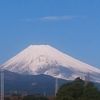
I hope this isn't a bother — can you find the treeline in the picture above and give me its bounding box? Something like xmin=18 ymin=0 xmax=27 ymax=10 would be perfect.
xmin=4 ymin=95 xmax=49 ymax=100
xmin=4 ymin=77 xmax=100 ymax=100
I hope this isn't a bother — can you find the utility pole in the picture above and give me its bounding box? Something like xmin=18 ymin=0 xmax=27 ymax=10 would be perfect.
xmin=55 ymin=78 xmax=58 ymax=97
xmin=84 ymin=72 xmax=90 ymax=86
xmin=0 ymin=70 xmax=4 ymax=100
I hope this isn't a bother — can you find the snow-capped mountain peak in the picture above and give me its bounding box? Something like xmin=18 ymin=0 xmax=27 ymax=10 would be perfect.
xmin=1 ymin=45 xmax=100 ymax=82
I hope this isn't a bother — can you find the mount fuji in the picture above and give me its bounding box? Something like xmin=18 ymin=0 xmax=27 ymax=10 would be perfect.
xmin=1 ymin=45 xmax=100 ymax=82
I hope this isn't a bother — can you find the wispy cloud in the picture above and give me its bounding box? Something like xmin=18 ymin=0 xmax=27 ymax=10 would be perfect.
xmin=22 ymin=15 xmax=86 ymax=22
xmin=40 ymin=16 xmax=78 ymax=21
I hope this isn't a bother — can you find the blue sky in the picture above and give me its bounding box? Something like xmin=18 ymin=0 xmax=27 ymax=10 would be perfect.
xmin=0 ymin=0 xmax=100 ymax=68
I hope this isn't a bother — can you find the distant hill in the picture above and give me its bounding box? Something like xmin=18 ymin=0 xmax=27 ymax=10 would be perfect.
xmin=0 ymin=70 xmax=67 ymax=96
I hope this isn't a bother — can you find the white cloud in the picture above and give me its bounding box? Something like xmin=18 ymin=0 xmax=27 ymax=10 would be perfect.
xmin=22 ymin=15 xmax=86 ymax=22
xmin=40 ymin=16 xmax=79 ymax=21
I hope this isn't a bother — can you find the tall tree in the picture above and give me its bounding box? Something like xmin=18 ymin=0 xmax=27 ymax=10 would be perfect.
xmin=56 ymin=77 xmax=100 ymax=100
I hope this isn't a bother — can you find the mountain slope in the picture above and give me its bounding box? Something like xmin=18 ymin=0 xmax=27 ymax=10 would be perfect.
xmin=1 ymin=45 xmax=100 ymax=82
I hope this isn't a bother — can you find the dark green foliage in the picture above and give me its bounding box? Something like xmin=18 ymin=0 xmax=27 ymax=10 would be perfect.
xmin=79 ymin=82 xmax=100 ymax=100
xmin=56 ymin=77 xmax=100 ymax=100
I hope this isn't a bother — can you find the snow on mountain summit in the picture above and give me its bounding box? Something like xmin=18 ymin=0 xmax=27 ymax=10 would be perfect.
xmin=1 ymin=45 xmax=100 ymax=82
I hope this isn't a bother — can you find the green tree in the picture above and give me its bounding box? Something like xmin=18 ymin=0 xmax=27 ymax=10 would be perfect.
xmin=79 ymin=82 xmax=100 ymax=100
xmin=56 ymin=77 xmax=100 ymax=100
